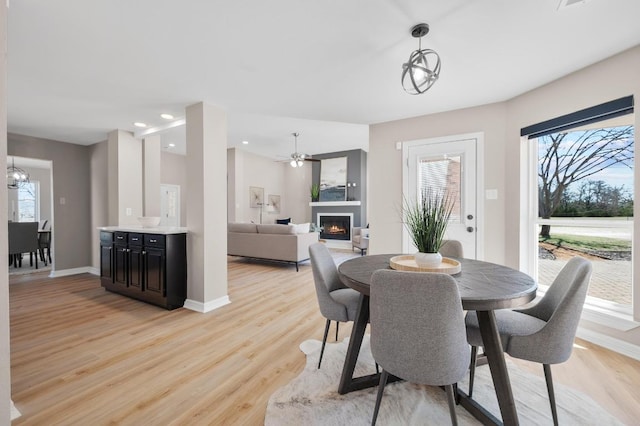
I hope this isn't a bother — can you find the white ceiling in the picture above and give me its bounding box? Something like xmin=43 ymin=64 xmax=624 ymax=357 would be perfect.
xmin=7 ymin=0 xmax=640 ymax=159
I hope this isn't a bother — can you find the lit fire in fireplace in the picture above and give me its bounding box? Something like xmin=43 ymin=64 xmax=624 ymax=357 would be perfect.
xmin=327 ymin=225 xmax=347 ymax=234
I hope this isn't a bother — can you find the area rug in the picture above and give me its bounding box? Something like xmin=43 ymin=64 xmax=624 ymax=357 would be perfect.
xmin=265 ymin=337 xmax=622 ymax=425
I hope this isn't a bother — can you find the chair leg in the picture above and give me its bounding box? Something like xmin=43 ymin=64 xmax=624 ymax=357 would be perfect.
xmin=371 ymin=369 xmax=389 ymax=426
xmin=335 ymin=321 xmax=339 ymax=341
xmin=468 ymin=346 xmax=478 ymax=398
xmin=445 ymin=384 xmax=459 ymax=426
xmin=543 ymin=364 xmax=559 ymax=426
xmin=318 ymin=319 xmax=331 ymax=369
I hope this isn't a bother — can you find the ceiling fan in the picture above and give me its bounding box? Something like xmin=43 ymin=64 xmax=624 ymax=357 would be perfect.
xmin=288 ymin=132 xmax=319 ymax=168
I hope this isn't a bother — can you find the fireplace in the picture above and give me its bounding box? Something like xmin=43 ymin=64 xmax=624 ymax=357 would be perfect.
xmin=317 ymin=213 xmax=352 ymax=241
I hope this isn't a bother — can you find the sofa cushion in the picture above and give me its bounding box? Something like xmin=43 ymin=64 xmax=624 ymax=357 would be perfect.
xmin=228 ymin=222 xmax=258 ymax=233
xmin=290 ymin=222 xmax=310 ymax=234
xmin=256 ymin=224 xmax=296 ymax=235
xmin=276 ymin=218 xmax=291 ymax=224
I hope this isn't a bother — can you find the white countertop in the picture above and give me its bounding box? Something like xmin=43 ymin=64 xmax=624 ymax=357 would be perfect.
xmin=98 ymin=226 xmax=188 ymax=235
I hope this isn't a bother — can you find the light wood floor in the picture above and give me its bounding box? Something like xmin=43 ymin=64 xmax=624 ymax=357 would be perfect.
xmin=9 ymin=256 xmax=640 ymax=425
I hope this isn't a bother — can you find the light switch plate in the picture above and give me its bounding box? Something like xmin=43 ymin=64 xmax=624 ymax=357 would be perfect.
xmin=485 ymin=189 xmax=498 ymax=200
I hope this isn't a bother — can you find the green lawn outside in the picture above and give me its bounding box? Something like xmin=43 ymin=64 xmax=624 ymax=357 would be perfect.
xmin=539 ymin=233 xmax=631 ymax=252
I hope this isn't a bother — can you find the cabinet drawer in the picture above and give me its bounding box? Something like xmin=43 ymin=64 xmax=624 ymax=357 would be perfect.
xmin=128 ymin=233 xmax=143 ymax=245
xmin=144 ymin=234 xmax=166 ymax=248
xmin=100 ymin=231 xmax=113 ymax=244
xmin=114 ymin=232 xmax=128 ymax=243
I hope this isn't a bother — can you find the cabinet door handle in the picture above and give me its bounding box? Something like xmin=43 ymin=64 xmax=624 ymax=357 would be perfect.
xmin=142 ymin=251 xmax=146 ymax=255
xmin=150 ymin=239 xmax=157 ymax=243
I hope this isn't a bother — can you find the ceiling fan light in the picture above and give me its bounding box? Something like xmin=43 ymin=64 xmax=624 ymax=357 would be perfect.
xmin=290 ymin=160 xmax=298 ymax=168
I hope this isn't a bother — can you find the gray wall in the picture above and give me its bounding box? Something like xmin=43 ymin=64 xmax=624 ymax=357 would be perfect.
xmin=90 ymin=141 xmax=108 ymax=270
xmin=311 ymin=149 xmax=367 ymax=227
xmin=9 ymin=133 xmax=92 ymax=271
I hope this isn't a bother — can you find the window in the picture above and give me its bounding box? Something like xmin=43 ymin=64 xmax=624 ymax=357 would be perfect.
xmin=521 ymin=96 xmax=636 ymax=322
xmin=18 ymin=181 xmax=39 ymax=222
xmin=535 ymin=125 xmax=633 ymax=308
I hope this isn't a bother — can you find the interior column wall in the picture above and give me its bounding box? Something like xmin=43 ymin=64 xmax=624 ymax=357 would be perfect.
xmin=185 ymin=102 xmax=228 ymax=311
xmin=1 ymin=0 xmax=11 ymax=421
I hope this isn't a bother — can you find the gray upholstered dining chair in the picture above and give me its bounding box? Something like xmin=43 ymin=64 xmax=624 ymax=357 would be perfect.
xmin=309 ymin=243 xmax=361 ymax=369
xmin=370 ymin=270 xmax=469 ymax=426
xmin=440 ymin=239 xmax=463 ymax=258
xmin=465 ymin=256 xmax=592 ymax=425
xmin=8 ymin=222 xmax=40 ymax=269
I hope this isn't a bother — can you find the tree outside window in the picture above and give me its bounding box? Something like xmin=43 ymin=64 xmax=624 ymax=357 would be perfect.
xmin=18 ymin=181 xmax=38 ymax=222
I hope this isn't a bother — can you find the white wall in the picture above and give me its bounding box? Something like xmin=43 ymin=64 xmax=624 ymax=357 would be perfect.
xmin=1 ymin=1 xmax=11 ymax=421
xmin=160 ymin=152 xmax=187 ymax=227
xmin=369 ymin=102 xmax=507 ymax=264
xmin=369 ymin=45 xmax=640 ymax=349
xmin=284 ymin=163 xmax=312 ymax=224
xmin=228 ymin=148 xmax=295 ymax=224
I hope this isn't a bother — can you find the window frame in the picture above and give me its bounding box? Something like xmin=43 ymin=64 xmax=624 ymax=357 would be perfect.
xmin=520 ymin=124 xmax=639 ymax=325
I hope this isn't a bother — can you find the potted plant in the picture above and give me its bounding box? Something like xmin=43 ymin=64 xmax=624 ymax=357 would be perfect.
xmin=310 ymin=183 xmax=320 ymax=202
xmin=403 ymin=188 xmax=454 ymax=267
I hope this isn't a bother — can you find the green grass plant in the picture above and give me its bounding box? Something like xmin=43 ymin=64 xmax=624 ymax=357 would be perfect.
xmin=539 ymin=233 xmax=630 ymax=252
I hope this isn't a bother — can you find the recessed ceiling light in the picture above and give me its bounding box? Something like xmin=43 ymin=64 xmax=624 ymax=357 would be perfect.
xmin=133 ymin=122 xmax=147 ymax=128
xmin=242 ymin=140 xmax=249 ymax=145
xmin=168 ymin=143 xmax=176 ymax=148
xmin=160 ymin=113 xmax=174 ymax=120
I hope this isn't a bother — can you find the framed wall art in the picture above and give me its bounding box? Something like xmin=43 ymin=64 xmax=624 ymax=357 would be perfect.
xmin=249 ymin=186 xmax=264 ymax=208
xmin=319 ymin=157 xmax=347 ymax=201
xmin=268 ymin=194 xmax=281 ymax=214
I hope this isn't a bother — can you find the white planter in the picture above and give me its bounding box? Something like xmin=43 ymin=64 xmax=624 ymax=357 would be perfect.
xmin=414 ymin=252 xmax=442 ymax=268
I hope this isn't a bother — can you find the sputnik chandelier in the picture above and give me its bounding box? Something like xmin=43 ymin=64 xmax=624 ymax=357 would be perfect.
xmin=6 ymin=157 xmax=30 ymax=189
xmin=401 ymin=23 xmax=441 ymax=95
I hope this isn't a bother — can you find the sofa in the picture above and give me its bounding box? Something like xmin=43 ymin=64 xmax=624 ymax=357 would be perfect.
xmin=227 ymin=222 xmax=319 ymax=271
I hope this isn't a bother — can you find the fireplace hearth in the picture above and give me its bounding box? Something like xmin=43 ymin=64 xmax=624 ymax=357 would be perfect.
xmin=318 ymin=214 xmax=352 ymax=241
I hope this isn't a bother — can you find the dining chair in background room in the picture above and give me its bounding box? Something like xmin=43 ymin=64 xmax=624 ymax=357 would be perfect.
xmin=38 ymin=229 xmax=52 ymax=265
xmin=465 ymin=256 xmax=592 ymax=426
xmin=8 ymin=222 xmax=40 ymax=269
xmin=309 ymin=242 xmax=361 ymax=369
xmin=370 ymin=270 xmax=469 ymax=425
xmin=439 ymin=239 xmax=464 ymax=258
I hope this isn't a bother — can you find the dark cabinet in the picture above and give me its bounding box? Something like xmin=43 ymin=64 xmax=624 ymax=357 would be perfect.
xmin=99 ymin=230 xmax=187 ymax=310
xmin=99 ymin=231 xmax=113 ymax=281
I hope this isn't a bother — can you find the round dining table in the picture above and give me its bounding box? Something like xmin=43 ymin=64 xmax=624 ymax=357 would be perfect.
xmin=337 ymin=254 xmax=537 ymax=426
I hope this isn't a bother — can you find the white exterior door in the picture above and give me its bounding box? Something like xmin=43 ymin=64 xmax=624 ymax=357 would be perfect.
xmin=160 ymin=184 xmax=180 ymax=227
xmin=403 ymin=133 xmax=482 ymax=259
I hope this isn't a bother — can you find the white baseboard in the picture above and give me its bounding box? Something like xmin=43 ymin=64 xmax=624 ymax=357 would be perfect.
xmin=577 ymin=326 xmax=640 ymax=361
xmin=88 ymin=267 xmax=99 ymax=276
xmin=49 ymin=266 xmax=95 ymax=278
xmin=183 ymin=295 xmax=231 ymax=313
xmin=11 ymin=399 xmax=21 ymax=420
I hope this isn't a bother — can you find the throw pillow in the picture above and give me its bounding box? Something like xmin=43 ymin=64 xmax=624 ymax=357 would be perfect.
xmin=288 ymin=222 xmax=310 ymax=234
xmin=276 ymin=218 xmax=291 ymax=225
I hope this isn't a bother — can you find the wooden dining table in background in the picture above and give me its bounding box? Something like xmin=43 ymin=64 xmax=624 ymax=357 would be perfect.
xmin=337 ymin=254 xmax=537 ymax=426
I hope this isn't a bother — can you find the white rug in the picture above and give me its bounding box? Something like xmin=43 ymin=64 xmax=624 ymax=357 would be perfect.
xmin=265 ymin=337 xmax=622 ymax=426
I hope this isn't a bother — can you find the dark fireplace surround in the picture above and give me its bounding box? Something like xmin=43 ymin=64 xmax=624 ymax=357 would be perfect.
xmin=319 ymin=215 xmax=351 ymax=241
